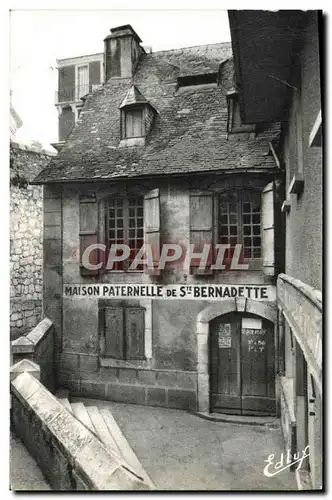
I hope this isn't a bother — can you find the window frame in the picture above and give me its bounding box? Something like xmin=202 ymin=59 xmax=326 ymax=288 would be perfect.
xmin=121 ymin=105 xmax=145 ymax=140
xmin=104 ymin=194 xmax=144 ymax=272
xmin=214 ymin=189 xmax=263 ymax=270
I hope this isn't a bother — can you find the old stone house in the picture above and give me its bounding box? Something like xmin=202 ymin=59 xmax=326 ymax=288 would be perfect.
xmin=229 ymin=10 xmax=322 ymax=489
xmin=33 ymin=24 xmax=284 ymax=416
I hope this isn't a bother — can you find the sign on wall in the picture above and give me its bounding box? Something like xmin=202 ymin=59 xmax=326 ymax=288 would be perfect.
xmin=217 ymin=324 xmax=232 ymax=348
xmin=63 ymin=283 xmax=276 ymax=301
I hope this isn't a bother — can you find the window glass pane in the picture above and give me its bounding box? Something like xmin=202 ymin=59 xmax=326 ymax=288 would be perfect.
xmin=218 ymin=191 xmax=261 ymax=261
xmin=253 ymin=248 xmax=261 ymax=258
xmin=244 ymin=247 xmax=251 ymax=258
xmin=106 ymin=196 xmax=144 ymax=269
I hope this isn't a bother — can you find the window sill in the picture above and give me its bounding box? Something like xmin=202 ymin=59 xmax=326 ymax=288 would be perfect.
xmin=119 ymin=137 xmax=145 ymax=148
xmin=100 ymin=357 xmax=150 ymax=369
xmin=288 ymin=173 xmax=304 ymax=196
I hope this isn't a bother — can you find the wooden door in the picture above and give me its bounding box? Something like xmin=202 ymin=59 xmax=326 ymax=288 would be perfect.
xmin=210 ymin=313 xmax=275 ymax=416
xmin=210 ymin=313 xmax=241 ymax=414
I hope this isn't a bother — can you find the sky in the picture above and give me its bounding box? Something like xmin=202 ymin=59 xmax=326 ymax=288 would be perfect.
xmin=9 ymin=9 xmax=231 ymax=150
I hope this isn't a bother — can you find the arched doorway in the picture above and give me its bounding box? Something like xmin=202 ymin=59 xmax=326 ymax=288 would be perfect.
xmin=196 ymin=298 xmax=277 ymax=415
xmin=210 ymin=311 xmax=275 ymax=415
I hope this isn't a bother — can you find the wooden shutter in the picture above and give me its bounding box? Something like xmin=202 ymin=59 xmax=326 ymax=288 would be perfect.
xmin=261 ymin=182 xmax=275 ymax=276
xmin=189 ymin=190 xmax=213 ymax=275
xmin=104 ymin=307 xmax=124 ymax=359
xmin=144 ymin=189 xmax=160 ymax=275
xmin=126 ymin=109 xmax=143 ymax=138
xmin=79 ymin=194 xmax=99 ymax=276
xmin=125 ymin=307 xmax=145 ymax=360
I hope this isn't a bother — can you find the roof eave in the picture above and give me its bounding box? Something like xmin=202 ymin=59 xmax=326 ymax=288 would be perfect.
xmin=228 ymin=10 xmax=308 ymax=123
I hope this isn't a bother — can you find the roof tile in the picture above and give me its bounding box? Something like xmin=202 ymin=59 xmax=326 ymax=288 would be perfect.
xmin=34 ymin=43 xmax=280 ymax=184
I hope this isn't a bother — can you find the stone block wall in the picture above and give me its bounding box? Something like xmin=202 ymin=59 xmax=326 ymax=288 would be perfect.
xmin=10 ymin=142 xmax=56 ymax=339
xmin=11 ymin=317 xmax=55 ymax=392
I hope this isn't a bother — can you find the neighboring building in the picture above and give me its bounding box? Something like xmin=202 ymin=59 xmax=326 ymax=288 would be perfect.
xmin=10 ymin=142 xmax=56 ymax=340
xmin=54 ymin=52 xmax=104 ymax=148
xmin=34 ymin=25 xmax=284 ymax=419
xmin=10 ymin=94 xmax=23 ymax=140
xmin=229 ymin=10 xmax=322 ymax=490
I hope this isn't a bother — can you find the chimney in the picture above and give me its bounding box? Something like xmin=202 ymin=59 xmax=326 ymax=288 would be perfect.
xmin=104 ymin=25 xmax=145 ymax=81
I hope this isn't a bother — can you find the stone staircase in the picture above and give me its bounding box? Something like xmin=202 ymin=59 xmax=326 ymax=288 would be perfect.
xmin=56 ymin=391 xmax=154 ymax=489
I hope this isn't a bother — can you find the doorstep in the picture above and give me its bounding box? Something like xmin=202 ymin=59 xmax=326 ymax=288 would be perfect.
xmin=192 ymin=411 xmax=280 ymax=427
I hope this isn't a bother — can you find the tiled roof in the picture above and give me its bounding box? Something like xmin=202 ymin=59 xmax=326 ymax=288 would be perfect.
xmin=34 ymin=42 xmax=280 ymax=184
xmin=120 ymin=85 xmax=150 ymax=108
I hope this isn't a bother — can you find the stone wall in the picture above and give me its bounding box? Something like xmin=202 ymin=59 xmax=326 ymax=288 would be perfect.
xmin=10 ymin=142 xmax=56 ymax=339
xmin=11 ymin=317 xmax=55 ymax=393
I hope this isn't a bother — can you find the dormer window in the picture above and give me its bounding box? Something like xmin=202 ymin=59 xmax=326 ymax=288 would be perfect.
xmin=119 ymin=85 xmax=157 ymax=147
xmin=227 ymin=92 xmax=255 ymax=134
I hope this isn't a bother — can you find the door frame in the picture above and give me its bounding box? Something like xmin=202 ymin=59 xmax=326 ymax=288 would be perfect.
xmin=196 ymin=297 xmax=277 ymax=413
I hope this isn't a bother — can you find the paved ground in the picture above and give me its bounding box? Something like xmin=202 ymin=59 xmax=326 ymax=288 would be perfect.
xmin=10 ymin=433 xmax=51 ymax=491
xmin=78 ymin=398 xmax=297 ymax=491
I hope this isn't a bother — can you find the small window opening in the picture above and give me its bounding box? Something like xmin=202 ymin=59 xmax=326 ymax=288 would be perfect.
xmin=177 ymin=73 xmax=217 ymax=88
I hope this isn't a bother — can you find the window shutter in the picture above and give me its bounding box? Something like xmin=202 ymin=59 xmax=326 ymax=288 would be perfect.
xmin=189 ymin=190 xmax=213 ymax=275
xmin=261 ymin=182 xmax=275 ymax=276
xmin=126 ymin=109 xmax=143 ymax=138
xmin=104 ymin=307 xmax=124 ymax=359
xmin=125 ymin=307 xmax=145 ymax=360
xmin=79 ymin=194 xmax=99 ymax=276
xmin=144 ymin=189 xmax=160 ymax=275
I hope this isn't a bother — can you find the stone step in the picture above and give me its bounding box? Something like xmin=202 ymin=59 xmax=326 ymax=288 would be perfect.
xmin=58 ymin=398 xmax=72 ymax=414
xmin=85 ymin=406 xmax=123 ymax=461
xmin=71 ymin=402 xmax=96 ymax=435
xmin=100 ymin=408 xmax=155 ymax=489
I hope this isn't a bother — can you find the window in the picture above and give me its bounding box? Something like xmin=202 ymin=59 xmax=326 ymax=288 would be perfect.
xmin=106 ymin=196 xmax=144 ymax=270
xmin=101 ymin=304 xmax=145 ymax=360
xmin=124 ymin=108 xmax=144 ymax=138
xmin=227 ymin=94 xmax=255 ymax=134
xmin=177 ymin=72 xmax=218 ymax=88
xmin=76 ymin=64 xmax=89 ymax=100
xmin=218 ymin=191 xmax=261 ymax=261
